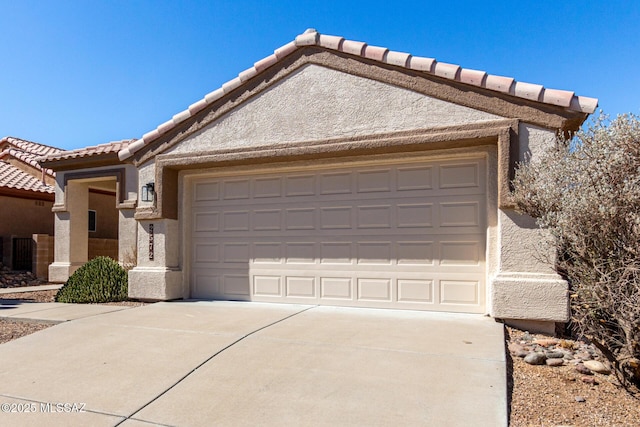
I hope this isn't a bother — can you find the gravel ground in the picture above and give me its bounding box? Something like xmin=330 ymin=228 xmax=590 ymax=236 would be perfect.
xmin=507 ymin=326 xmax=640 ymax=426
xmin=1 ymin=288 xmax=638 ymax=425
xmin=0 ymin=318 xmax=53 ymax=344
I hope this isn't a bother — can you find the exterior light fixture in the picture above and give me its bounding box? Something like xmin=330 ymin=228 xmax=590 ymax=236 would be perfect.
xmin=141 ymin=182 xmax=155 ymax=202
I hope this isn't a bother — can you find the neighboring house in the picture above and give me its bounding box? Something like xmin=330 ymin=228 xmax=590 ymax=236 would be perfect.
xmin=0 ymin=137 xmax=61 ymax=271
xmin=0 ymin=136 xmax=122 ymax=275
xmin=39 ymin=30 xmax=598 ymax=333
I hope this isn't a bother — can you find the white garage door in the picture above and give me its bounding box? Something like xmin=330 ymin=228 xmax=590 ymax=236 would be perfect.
xmin=189 ymin=157 xmax=486 ymax=313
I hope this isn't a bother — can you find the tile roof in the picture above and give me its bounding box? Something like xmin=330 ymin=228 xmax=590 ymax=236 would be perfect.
xmin=0 ymin=137 xmax=63 ymax=194
xmin=0 ymin=160 xmax=54 ymax=193
xmin=39 ymin=139 xmax=134 ymax=163
xmin=0 ymin=136 xmax=61 ymax=157
xmin=118 ymin=29 xmax=599 ymax=161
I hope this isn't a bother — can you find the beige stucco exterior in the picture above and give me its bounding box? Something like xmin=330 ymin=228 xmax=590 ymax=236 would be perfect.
xmin=48 ymin=164 xmax=138 ymax=281
xmin=43 ymin=44 xmax=595 ymax=331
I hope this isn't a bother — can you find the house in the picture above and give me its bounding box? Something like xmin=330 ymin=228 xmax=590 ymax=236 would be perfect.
xmin=1 ymin=136 xmax=124 ymax=277
xmin=0 ymin=137 xmax=61 ymax=272
xmin=39 ymin=30 xmax=598 ymax=333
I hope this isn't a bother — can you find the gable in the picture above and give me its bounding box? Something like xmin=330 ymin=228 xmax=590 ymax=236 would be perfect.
xmin=119 ymin=30 xmax=596 ymax=163
xmin=166 ymin=64 xmax=501 ymax=156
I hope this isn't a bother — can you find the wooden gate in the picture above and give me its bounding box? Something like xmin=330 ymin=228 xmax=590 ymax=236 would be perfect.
xmin=12 ymin=238 xmax=33 ymax=271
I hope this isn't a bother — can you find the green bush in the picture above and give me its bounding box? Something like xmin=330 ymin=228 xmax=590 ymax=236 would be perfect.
xmin=55 ymin=256 xmax=128 ymax=303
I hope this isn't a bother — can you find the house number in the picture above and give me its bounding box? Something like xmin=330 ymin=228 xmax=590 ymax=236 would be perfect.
xmin=149 ymin=224 xmax=154 ymax=261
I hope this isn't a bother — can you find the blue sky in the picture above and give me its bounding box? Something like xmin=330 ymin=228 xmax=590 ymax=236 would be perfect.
xmin=1 ymin=1 xmax=638 ymax=151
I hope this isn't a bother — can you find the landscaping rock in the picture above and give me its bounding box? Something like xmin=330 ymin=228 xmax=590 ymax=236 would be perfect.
xmin=546 ymin=358 xmax=564 ymax=367
xmin=546 ymin=351 xmax=565 ymax=359
xmin=534 ymin=338 xmax=558 ymax=347
xmin=0 ymin=263 xmax=46 ymax=288
xmin=575 ymin=364 xmax=593 ymax=375
xmin=583 ymin=360 xmax=611 ymax=375
xmin=575 ymin=351 xmax=592 ymax=361
xmin=524 ymin=352 xmax=547 ymax=365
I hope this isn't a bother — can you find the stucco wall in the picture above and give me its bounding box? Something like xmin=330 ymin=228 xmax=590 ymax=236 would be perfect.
xmin=130 ymin=66 xmax=573 ymax=325
xmin=490 ymin=123 xmax=569 ymax=324
xmin=88 ymin=191 xmax=118 ymax=239
xmin=166 ymin=64 xmax=501 ymax=156
xmin=0 ymin=195 xmax=54 ymax=267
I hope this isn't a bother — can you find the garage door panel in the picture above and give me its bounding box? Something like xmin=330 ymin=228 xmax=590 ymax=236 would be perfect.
xmin=397 ymin=203 xmax=433 ymax=228
xmin=439 ymin=202 xmax=481 ymax=227
xmin=253 ymin=209 xmax=282 ymax=231
xmin=285 ymin=175 xmax=315 ymax=196
xmin=253 ymin=275 xmax=282 ymax=297
xmin=320 ymin=206 xmax=353 ymax=229
xmin=285 ymin=276 xmax=316 ymax=298
xmin=396 ymin=166 xmax=433 ymax=191
xmin=222 ymin=274 xmax=251 ymax=298
xmin=190 ymin=158 xmax=487 ymax=313
xmin=222 ymin=179 xmax=251 ymax=200
xmin=356 ymin=205 xmax=392 ymax=229
xmin=357 ymin=169 xmax=392 ymax=193
xmin=440 ymin=241 xmax=482 ymax=266
xmin=439 ymin=162 xmax=481 ymax=189
xmin=194 ymin=212 xmax=220 ymax=232
xmin=357 ymin=278 xmax=393 ymax=302
xmin=439 ymin=280 xmax=480 ymax=306
xmin=397 ymin=279 xmax=434 ymax=304
xmin=320 ymin=277 xmax=353 ymax=300
xmin=397 ymin=241 xmax=434 ymax=266
xmin=320 ymin=171 xmax=353 ymax=195
xmin=194 ymin=243 xmax=220 ymax=263
xmin=253 ymin=177 xmax=282 ymax=198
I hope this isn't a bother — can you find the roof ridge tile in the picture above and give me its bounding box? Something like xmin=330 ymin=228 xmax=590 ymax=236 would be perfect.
xmin=116 ymin=29 xmax=598 ymax=161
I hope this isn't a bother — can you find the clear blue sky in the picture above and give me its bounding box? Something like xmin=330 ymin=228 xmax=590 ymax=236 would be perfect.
xmin=1 ymin=1 xmax=638 ymax=151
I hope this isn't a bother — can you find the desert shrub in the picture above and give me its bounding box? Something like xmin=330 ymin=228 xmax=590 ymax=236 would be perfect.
xmin=512 ymin=113 xmax=640 ymax=388
xmin=55 ymin=256 xmax=128 ymax=303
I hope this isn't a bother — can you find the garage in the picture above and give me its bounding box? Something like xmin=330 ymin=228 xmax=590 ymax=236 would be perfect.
xmin=188 ymin=155 xmax=486 ymax=313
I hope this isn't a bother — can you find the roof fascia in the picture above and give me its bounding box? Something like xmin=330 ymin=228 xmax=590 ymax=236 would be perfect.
xmin=0 ymin=186 xmax=54 ymax=201
xmin=39 ymin=153 xmax=126 ymax=171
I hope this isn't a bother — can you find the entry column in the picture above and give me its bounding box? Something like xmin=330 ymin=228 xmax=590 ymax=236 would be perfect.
xmin=49 ymin=181 xmax=89 ymax=282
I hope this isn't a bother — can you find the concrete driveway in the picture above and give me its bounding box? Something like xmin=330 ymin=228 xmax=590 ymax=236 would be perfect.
xmin=0 ymin=301 xmax=506 ymax=426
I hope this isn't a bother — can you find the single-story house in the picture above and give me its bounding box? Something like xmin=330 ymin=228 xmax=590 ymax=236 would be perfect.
xmin=39 ymin=30 xmax=597 ymax=333
xmin=0 ymin=137 xmax=61 ymax=271
xmin=0 ymin=136 xmax=124 ymax=276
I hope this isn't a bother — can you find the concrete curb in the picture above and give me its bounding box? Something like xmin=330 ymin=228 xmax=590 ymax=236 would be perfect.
xmin=0 ymin=284 xmax=63 ymax=294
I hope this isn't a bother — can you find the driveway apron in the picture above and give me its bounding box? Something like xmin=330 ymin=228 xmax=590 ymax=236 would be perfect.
xmin=0 ymin=301 xmax=506 ymax=426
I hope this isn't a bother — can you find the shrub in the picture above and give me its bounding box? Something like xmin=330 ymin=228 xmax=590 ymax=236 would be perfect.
xmin=511 ymin=113 xmax=640 ymax=388
xmin=55 ymin=256 xmax=128 ymax=303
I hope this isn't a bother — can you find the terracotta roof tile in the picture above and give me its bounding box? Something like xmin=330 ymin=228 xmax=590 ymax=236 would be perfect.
xmin=514 ymin=81 xmax=544 ymax=101
xmin=0 ymin=144 xmax=57 ymax=194
xmin=0 ymin=136 xmax=62 ymax=181
xmin=363 ymin=45 xmax=388 ymax=62
xmin=408 ymin=56 xmax=435 ymax=72
xmin=318 ymin=34 xmax=344 ymax=50
xmin=460 ymin=68 xmax=487 ymax=86
xmin=0 ymin=160 xmax=54 ymax=193
xmin=117 ymin=29 xmax=599 ymax=161
xmin=39 ymin=139 xmax=134 ymax=163
xmin=0 ymin=136 xmax=61 ymax=157
xmin=434 ymin=62 xmax=461 ymax=80
xmin=340 ymin=39 xmax=367 ymax=56
xmin=485 ymin=75 xmax=515 ymax=93
xmin=385 ymin=51 xmax=412 ymax=68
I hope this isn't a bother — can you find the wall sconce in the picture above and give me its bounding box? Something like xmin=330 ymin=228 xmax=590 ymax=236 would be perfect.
xmin=141 ymin=182 xmax=155 ymax=202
